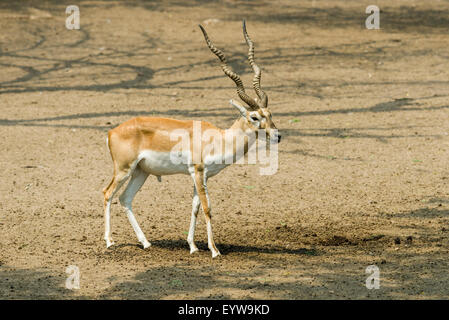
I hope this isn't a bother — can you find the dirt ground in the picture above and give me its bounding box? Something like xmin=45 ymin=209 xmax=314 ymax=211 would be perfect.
xmin=0 ymin=0 xmax=448 ymax=299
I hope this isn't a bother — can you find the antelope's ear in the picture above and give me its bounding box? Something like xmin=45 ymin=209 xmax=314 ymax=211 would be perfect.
xmin=229 ymin=99 xmax=247 ymax=117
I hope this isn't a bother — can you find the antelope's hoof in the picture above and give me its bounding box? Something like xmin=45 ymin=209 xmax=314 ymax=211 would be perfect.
xmin=141 ymin=240 xmax=151 ymax=249
xmin=105 ymin=240 xmax=115 ymax=248
xmin=190 ymin=247 xmax=199 ymax=254
xmin=211 ymin=250 xmax=221 ymax=258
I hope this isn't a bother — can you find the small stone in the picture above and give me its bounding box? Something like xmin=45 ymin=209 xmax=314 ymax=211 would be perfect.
xmin=203 ymin=18 xmax=221 ymax=25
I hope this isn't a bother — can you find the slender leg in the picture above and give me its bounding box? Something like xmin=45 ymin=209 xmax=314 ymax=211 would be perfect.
xmin=103 ymin=169 xmax=131 ymax=248
xmin=119 ymin=166 xmax=151 ymax=249
xmin=187 ymin=185 xmax=200 ymax=254
xmin=191 ymin=166 xmax=221 ymax=258
xmin=104 ymin=200 xmax=113 ymax=247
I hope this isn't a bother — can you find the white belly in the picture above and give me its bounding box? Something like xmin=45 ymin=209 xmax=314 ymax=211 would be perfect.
xmin=137 ymin=150 xmax=230 ymax=177
xmin=138 ymin=150 xmax=190 ymax=175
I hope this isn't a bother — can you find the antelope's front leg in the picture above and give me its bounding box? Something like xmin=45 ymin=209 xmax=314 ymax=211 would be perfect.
xmin=191 ymin=166 xmax=221 ymax=258
xmin=187 ymin=186 xmax=200 ymax=254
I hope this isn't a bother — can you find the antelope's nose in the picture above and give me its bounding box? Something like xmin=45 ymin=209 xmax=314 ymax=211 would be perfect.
xmin=277 ymin=134 xmax=281 ymax=143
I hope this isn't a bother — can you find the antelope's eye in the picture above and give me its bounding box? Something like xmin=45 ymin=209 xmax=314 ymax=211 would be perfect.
xmin=250 ymin=115 xmax=259 ymax=122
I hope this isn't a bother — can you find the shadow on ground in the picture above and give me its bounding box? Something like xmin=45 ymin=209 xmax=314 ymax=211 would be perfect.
xmin=0 ymin=265 xmax=86 ymax=299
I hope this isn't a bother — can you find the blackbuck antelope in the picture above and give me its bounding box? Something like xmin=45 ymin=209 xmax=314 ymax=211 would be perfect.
xmin=102 ymin=21 xmax=281 ymax=258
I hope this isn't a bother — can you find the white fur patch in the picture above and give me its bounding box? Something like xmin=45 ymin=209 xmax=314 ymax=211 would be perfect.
xmin=138 ymin=150 xmax=190 ymax=175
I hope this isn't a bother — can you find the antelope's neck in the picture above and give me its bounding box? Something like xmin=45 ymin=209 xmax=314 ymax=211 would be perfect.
xmin=225 ymin=117 xmax=257 ymax=161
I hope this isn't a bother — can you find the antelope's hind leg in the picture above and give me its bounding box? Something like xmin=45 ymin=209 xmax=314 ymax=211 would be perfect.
xmin=187 ymin=185 xmax=200 ymax=254
xmin=119 ymin=166 xmax=151 ymax=249
xmin=103 ymin=169 xmax=132 ymax=248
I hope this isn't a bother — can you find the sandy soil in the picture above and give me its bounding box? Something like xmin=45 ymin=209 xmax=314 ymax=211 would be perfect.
xmin=0 ymin=0 xmax=448 ymax=299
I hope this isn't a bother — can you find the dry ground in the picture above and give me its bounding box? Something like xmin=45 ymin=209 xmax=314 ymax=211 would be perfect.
xmin=0 ymin=0 xmax=448 ymax=299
